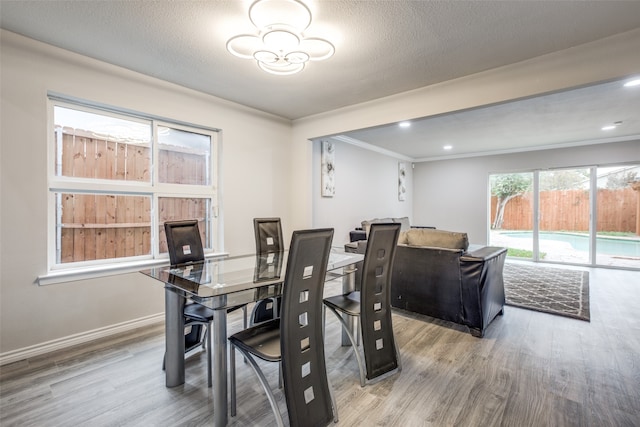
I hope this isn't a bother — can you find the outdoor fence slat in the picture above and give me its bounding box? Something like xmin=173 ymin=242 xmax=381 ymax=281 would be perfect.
xmin=142 ymin=197 xmax=152 ymax=255
xmin=105 ymin=195 xmax=117 ymax=259
xmin=72 ymin=135 xmax=85 ymax=179
xmin=60 ymin=193 xmax=74 ymax=263
xmin=73 ymin=194 xmax=86 ymax=262
xmin=123 ymin=196 xmax=135 ymax=257
xmin=84 ymin=194 xmax=97 ymax=261
xmin=85 ymin=137 xmax=97 ymax=179
xmin=95 ymin=138 xmax=108 ymax=180
xmin=159 ymin=149 xmax=168 ymax=183
xmin=127 ymin=144 xmax=147 ymax=182
xmin=133 ymin=196 xmax=144 ymax=256
xmin=140 ymin=146 xmax=151 ymax=182
xmin=95 ymin=195 xmax=107 ymax=260
xmin=126 ymin=143 xmax=137 ymax=182
xmin=185 ymin=152 xmax=196 ymax=185
xmin=106 ymin=140 xmax=116 ymax=180
xmin=165 ymin=150 xmax=176 ymax=183
xmin=182 ymin=198 xmax=190 ymax=226
xmin=115 ymin=195 xmax=126 ymax=258
xmin=116 ymin=142 xmax=126 ymax=180
xmin=61 ymin=132 xmax=74 ymax=177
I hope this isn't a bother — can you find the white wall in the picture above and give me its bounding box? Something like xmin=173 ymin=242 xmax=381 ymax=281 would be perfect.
xmin=0 ymin=31 xmax=293 ymax=356
xmin=311 ymin=139 xmax=413 ymax=244
xmin=412 ymin=140 xmax=640 ymax=245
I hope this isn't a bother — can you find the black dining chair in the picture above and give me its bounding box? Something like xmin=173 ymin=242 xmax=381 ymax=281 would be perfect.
xmin=163 ymin=220 xmax=247 ymax=387
xmin=229 ymin=228 xmax=338 ymax=427
xmin=250 ymin=218 xmax=285 ymax=325
xmin=323 ymin=222 xmax=402 ymax=386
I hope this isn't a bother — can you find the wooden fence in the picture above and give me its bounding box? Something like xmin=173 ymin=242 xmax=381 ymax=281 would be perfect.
xmin=59 ymin=194 xmax=151 ymax=263
xmin=491 ymin=187 xmax=638 ymax=233
xmin=56 ymin=129 xmax=209 ymax=263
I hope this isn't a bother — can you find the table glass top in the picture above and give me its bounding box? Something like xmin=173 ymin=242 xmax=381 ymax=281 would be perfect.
xmin=140 ymin=247 xmax=362 ymax=299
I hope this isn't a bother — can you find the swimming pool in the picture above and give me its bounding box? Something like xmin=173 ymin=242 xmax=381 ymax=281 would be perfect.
xmin=501 ymin=231 xmax=640 ymax=257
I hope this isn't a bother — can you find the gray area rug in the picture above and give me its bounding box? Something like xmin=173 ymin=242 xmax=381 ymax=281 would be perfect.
xmin=503 ymin=263 xmax=590 ymax=321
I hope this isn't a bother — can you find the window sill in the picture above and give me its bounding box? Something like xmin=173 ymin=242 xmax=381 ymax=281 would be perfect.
xmin=37 ymin=252 xmax=230 ymax=286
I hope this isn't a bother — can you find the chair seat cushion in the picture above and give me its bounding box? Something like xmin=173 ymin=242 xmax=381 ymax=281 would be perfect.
xmin=183 ymin=303 xmax=215 ymax=322
xmin=324 ymin=292 xmax=361 ymax=316
xmin=184 ymin=302 xmax=246 ymax=323
xmin=229 ymin=319 xmax=281 ymax=362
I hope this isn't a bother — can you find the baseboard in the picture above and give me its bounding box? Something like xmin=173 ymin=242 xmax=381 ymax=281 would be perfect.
xmin=0 ymin=313 xmax=165 ymax=366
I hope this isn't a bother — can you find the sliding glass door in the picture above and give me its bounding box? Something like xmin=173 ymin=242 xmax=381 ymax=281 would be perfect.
xmin=489 ymin=164 xmax=640 ymax=269
xmin=595 ymin=165 xmax=640 ymax=268
xmin=538 ymin=168 xmax=591 ymax=264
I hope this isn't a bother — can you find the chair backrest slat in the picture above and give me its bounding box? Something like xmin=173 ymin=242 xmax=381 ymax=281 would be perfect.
xmin=280 ymin=228 xmax=334 ymax=427
xmin=254 ymin=218 xmax=284 ymax=254
xmin=164 ymin=220 xmax=205 ymax=266
xmin=360 ymin=223 xmax=401 ymax=380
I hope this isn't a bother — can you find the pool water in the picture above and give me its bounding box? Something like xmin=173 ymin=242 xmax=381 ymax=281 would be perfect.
xmin=502 ymin=231 xmax=640 ymax=257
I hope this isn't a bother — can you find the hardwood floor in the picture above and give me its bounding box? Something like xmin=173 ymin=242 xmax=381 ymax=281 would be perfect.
xmin=1 ymin=265 xmax=639 ymax=426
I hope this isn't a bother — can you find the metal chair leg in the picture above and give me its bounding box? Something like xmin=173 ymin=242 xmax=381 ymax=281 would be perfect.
xmin=327 ymin=374 xmax=339 ymax=423
xmin=324 ymin=305 xmax=366 ymax=387
xmin=242 ymin=305 xmax=247 ymax=329
xmin=230 ymin=344 xmax=285 ymax=427
xmin=230 ymin=344 xmax=237 ymax=416
xmin=206 ymin=323 xmax=212 ymax=388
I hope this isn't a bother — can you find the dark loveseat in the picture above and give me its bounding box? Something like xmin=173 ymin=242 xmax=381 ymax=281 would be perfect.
xmin=346 ymin=227 xmax=507 ymax=337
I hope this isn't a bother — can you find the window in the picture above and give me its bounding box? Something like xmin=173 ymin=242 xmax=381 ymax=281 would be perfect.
xmin=48 ymin=98 xmax=220 ymax=273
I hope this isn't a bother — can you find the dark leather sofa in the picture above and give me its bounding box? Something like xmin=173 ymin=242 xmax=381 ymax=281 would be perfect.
xmin=346 ymin=228 xmax=507 ymax=337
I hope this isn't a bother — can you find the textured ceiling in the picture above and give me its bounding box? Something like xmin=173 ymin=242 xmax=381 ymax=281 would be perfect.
xmin=2 ymin=0 xmax=640 ymax=160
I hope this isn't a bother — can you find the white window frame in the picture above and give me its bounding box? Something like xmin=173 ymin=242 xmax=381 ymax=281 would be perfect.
xmin=40 ymin=96 xmax=223 ymax=285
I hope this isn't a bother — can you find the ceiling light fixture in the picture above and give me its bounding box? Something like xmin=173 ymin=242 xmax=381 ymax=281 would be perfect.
xmin=399 ymin=121 xmax=411 ymax=128
xmin=443 ymin=145 xmax=453 ymax=150
xmin=226 ymin=0 xmax=335 ymax=75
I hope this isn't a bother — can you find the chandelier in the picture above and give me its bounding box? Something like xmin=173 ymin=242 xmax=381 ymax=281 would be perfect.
xmin=226 ymin=0 xmax=335 ymax=75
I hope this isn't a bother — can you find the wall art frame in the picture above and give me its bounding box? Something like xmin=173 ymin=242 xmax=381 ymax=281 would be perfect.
xmin=321 ymin=140 xmax=335 ymax=197
xmin=398 ymin=162 xmax=407 ymax=201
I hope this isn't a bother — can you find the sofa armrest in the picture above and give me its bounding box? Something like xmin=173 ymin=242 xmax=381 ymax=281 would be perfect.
xmin=460 ymin=246 xmax=507 ymax=337
xmin=345 ymin=240 xmax=367 ymax=254
xmin=349 ymin=229 xmax=367 ymax=242
xmin=461 ymin=245 xmax=507 ymax=262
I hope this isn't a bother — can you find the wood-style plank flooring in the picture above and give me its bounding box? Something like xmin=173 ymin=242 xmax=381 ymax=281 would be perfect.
xmin=1 ymin=264 xmax=639 ymax=426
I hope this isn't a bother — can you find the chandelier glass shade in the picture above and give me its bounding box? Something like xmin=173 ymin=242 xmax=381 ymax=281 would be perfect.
xmin=226 ymin=0 xmax=335 ymax=75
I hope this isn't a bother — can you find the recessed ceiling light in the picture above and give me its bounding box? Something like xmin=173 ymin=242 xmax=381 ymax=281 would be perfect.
xmin=602 ymin=121 xmax=623 ymax=131
xmin=623 ymin=78 xmax=640 ymax=88
xmin=443 ymin=145 xmax=453 ymax=150
xmin=399 ymin=121 xmax=411 ymax=128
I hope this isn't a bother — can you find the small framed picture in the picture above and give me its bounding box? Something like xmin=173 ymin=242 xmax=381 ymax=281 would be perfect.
xmin=321 ymin=140 xmax=335 ymax=197
xmin=398 ymin=162 xmax=406 ymax=201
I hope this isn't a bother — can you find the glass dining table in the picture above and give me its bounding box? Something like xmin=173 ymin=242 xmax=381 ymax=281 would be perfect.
xmin=140 ymin=247 xmax=363 ymax=427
